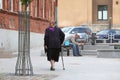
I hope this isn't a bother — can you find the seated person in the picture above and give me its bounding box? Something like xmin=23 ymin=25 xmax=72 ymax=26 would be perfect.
xmin=65 ymin=33 xmax=84 ymax=56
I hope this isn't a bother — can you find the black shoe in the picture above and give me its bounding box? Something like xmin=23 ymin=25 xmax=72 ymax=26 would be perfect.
xmin=50 ymin=67 xmax=55 ymax=71
xmin=73 ymin=55 xmax=82 ymax=56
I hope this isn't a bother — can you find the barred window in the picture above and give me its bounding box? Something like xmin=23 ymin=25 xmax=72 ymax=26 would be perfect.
xmin=98 ymin=5 xmax=108 ymax=21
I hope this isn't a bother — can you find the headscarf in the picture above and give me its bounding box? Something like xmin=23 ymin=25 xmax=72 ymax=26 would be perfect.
xmin=48 ymin=27 xmax=55 ymax=31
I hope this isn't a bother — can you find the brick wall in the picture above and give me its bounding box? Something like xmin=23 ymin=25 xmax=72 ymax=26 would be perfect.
xmin=0 ymin=0 xmax=56 ymax=33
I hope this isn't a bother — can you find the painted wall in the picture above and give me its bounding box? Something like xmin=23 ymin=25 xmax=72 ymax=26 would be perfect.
xmin=58 ymin=0 xmax=120 ymax=29
xmin=112 ymin=0 xmax=120 ymax=26
xmin=58 ymin=0 xmax=92 ymax=27
xmin=0 ymin=29 xmax=44 ymax=52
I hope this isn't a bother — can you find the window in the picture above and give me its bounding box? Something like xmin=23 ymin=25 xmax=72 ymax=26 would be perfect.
xmin=98 ymin=5 xmax=108 ymax=21
xmin=70 ymin=28 xmax=80 ymax=33
xmin=9 ymin=18 xmax=15 ymax=28
xmin=0 ymin=0 xmax=2 ymax=9
xmin=42 ymin=0 xmax=45 ymax=18
xmin=43 ymin=0 xmax=46 ymax=19
xmin=9 ymin=0 xmax=13 ymax=12
xmin=35 ymin=0 xmax=39 ymax=17
xmin=19 ymin=0 xmax=22 ymax=11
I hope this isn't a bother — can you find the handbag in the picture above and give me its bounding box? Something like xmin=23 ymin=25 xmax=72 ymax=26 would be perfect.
xmin=64 ymin=40 xmax=70 ymax=46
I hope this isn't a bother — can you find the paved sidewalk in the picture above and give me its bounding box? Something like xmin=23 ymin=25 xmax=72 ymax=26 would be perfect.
xmin=0 ymin=50 xmax=120 ymax=80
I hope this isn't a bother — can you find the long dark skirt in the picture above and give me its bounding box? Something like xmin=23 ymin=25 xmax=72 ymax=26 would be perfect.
xmin=47 ymin=48 xmax=60 ymax=62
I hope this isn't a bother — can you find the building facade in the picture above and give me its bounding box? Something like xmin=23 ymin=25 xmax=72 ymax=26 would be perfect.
xmin=58 ymin=0 xmax=120 ymax=32
xmin=1 ymin=0 xmax=120 ymax=32
xmin=0 ymin=0 xmax=56 ymax=33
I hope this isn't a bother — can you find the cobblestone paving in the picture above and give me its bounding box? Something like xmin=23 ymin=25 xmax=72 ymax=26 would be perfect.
xmin=0 ymin=73 xmax=58 ymax=80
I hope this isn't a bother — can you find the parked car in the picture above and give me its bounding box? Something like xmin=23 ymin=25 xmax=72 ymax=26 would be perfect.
xmin=96 ymin=29 xmax=120 ymax=43
xmin=62 ymin=25 xmax=92 ymax=43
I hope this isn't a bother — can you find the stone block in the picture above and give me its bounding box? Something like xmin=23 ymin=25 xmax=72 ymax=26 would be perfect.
xmin=97 ymin=49 xmax=120 ymax=58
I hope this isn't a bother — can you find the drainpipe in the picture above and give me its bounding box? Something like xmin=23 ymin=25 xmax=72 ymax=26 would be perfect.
xmin=109 ymin=17 xmax=112 ymax=29
xmin=54 ymin=0 xmax=58 ymax=27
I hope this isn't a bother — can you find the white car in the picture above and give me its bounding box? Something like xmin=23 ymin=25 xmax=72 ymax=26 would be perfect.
xmin=62 ymin=26 xmax=92 ymax=43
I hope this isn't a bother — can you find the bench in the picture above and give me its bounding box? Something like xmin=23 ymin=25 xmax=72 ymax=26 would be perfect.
xmin=61 ymin=44 xmax=84 ymax=56
xmin=61 ymin=45 xmax=72 ymax=56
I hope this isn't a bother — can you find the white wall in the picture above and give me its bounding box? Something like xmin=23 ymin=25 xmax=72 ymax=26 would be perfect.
xmin=0 ymin=0 xmax=2 ymax=9
xmin=0 ymin=29 xmax=44 ymax=52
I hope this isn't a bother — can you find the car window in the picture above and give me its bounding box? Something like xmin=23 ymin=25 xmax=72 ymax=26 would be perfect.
xmin=115 ymin=30 xmax=120 ymax=34
xmin=70 ymin=28 xmax=80 ymax=33
xmin=78 ymin=28 xmax=86 ymax=33
xmin=109 ymin=30 xmax=116 ymax=34
xmin=85 ymin=28 xmax=92 ymax=34
xmin=97 ymin=30 xmax=109 ymax=35
xmin=62 ymin=27 xmax=72 ymax=33
xmin=70 ymin=27 xmax=91 ymax=33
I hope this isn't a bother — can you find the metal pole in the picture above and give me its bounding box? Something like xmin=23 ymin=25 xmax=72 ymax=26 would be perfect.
xmin=61 ymin=47 xmax=65 ymax=70
xmin=54 ymin=0 xmax=58 ymax=26
xmin=50 ymin=0 xmax=52 ymax=22
xmin=15 ymin=11 xmax=33 ymax=76
xmin=109 ymin=17 xmax=112 ymax=29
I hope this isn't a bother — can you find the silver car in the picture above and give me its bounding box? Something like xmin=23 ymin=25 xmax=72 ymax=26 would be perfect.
xmin=62 ymin=25 xmax=92 ymax=43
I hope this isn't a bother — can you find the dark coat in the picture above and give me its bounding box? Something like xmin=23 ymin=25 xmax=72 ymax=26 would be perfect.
xmin=44 ymin=27 xmax=65 ymax=49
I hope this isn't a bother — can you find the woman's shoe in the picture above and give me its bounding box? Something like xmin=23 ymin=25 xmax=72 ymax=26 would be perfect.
xmin=50 ymin=67 xmax=55 ymax=71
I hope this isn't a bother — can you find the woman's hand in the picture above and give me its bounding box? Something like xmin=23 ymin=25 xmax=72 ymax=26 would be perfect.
xmin=45 ymin=45 xmax=48 ymax=49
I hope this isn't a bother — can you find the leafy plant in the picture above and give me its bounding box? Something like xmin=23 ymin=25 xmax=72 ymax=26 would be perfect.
xmin=21 ymin=0 xmax=32 ymax=11
xmin=114 ymin=45 xmax=120 ymax=49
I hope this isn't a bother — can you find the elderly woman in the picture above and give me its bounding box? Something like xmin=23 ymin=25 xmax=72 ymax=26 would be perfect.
xmin=44 ymin=21 xmax=65 ymax=71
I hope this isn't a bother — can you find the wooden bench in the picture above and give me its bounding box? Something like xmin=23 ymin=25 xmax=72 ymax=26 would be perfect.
xmin=61 ymin=44 xmax=84 ymax=56
xmin=61 ymin=45 xmax=72 ymax=56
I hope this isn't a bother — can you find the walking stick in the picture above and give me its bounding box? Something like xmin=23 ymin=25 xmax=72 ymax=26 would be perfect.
xmin=61 ymin=46 xmax=65 ymax=70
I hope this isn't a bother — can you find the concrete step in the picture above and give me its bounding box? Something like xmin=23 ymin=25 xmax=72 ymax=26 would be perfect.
xmin=81 ymin=50 xmax=97 ymax=55
xmin=97 ymin=49 xmax=120 ymax=58
xmin=62 ymin=48 xmax=98 ymax=56
xmin=83 ymin=45 xmax=114 ymax=50
xmin=62 ymin=49 xmax=98 ymax=56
